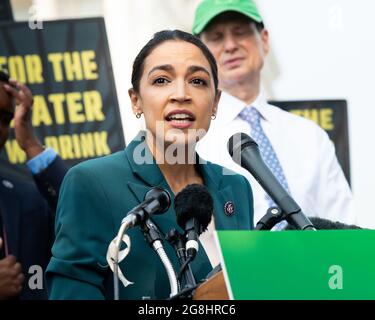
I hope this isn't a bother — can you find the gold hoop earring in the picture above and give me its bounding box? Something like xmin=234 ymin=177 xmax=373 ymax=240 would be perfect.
xmin=211 ymin=113 xmax=216 ymax=120
xmin=136 ymin=112 xmax=142 ymax=119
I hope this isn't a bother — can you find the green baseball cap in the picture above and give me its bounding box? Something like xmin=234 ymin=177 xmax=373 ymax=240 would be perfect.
xmin=192 ymin=0 xmax=263 ymax=35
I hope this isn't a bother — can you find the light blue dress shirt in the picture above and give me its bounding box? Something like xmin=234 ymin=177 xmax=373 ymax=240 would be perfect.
xmin=26 ymin=148 xmax=57 ymax=174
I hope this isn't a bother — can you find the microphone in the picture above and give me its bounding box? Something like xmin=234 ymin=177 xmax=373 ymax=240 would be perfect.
xmin=174 ymin=184 xmax=213 ymax=260
xmin=112 ymin=187 xmax=172 ymax=300
xmin=228 ymin=133 xmax=315 ymax=230
xmin=122 ymin=187 xmax=171 ymax=228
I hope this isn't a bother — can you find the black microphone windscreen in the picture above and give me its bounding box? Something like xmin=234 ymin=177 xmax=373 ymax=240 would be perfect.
xmin=174 ymin=184 xmax=213 ymax=232
xmin=228 ymin=132 xmax=258 ymax=158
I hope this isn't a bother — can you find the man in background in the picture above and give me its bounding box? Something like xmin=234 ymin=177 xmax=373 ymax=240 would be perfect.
xmin=193 ymin=0 xmax=354 ymax=227
xmin=0 ymin=70 xmax=66 ymax=299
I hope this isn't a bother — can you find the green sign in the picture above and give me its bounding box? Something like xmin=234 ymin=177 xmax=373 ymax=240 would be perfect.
xmin=217 ymin=230 xmax=375 ymax=299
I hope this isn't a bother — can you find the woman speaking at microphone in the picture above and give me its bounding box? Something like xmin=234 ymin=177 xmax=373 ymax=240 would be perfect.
xmin=46 ymin=30 xmax=254 ymax=300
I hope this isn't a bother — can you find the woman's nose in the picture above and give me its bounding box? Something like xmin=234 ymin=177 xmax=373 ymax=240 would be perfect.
xmin=170 ymin=81 xmax=191 ymax=103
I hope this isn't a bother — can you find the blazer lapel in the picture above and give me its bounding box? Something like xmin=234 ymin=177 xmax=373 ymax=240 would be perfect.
xmin=124 ymin=132 xmax=183 ymax=236
xmin=198 ymin=158 xmax=240 ymax=230
xmin=125 ymin=131 xmax=164 ymax=187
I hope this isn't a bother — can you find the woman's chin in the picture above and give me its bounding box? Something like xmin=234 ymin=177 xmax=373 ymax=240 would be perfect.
xmin=163 ymin=128 xmax=206 ymax=146
xmin=163 ymin=135 xmax=194 ymax=147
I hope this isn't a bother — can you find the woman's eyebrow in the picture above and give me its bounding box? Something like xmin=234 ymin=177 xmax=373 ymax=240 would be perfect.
xmin=187 ymin=65 xmax=210 ymax=77
xmin=148 ymin=64 xmax=174 ymax=76
xmin=148 ymin=65 xmax=210 ymax=77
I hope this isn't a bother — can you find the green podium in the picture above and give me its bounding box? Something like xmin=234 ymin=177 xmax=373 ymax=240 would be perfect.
xmin=216 ymin=230 xmax=375 ymax=300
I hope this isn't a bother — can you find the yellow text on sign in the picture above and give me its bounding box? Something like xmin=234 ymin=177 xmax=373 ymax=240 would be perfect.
xmin=5 ymin=131 xmax=111 ymax=164
xmin=26 ymin=91 xmax=105 ymax=127
xmin=290 ymin=108 xmax=334 ymax=131
xmin=48 ymin=51 xmax=98 ymax=81
xmin=0 ymin=54 xmax=44 ymax=84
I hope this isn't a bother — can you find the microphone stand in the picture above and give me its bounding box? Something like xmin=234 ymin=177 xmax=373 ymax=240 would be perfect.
xmin=166 ymin=229 xmax=198 ymax=300
xmin=255 ymin=207 xmax=283 ymax=230
xmin=255 ymin=207 xmax=316 ymax=231
xmin=140 ymin=219 xmax=179 ymax=298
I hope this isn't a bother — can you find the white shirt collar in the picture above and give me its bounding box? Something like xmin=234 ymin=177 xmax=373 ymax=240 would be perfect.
xmin=217 ymin=89 xmax=274 ymax=124
xmin=216 ymin=90 xmax=245 ymax=124
xmin=251 ymin=90 xmax=271 ymax=121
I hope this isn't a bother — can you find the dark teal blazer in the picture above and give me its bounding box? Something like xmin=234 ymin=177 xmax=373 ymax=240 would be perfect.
xmin=46 ymin=132 xmax=253 ymax=300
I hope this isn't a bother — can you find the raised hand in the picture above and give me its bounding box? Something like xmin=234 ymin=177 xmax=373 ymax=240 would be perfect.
xmin=3 ymin=80 xmax=43 ymax=159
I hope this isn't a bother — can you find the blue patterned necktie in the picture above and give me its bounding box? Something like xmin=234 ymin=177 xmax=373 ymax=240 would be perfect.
xmin=239 ymin=106 xmax=290 ymax=230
